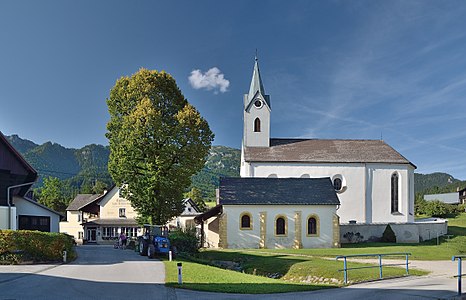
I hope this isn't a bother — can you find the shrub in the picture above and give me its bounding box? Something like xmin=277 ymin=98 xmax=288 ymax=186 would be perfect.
xmin=169 ymin=227 xmax=199 ymax=254
xmin=381 ymin=224 xmax=396 ymax=243
xmin=423 ymin=200 xmax=452 ymax=217
xmin=0 ymin=230 xmax=75 ymax=263
xmin=459 ymin=203 xmax=466 ymax=213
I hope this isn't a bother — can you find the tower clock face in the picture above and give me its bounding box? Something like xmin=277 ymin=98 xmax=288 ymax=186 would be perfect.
xmin=254 ymin=99 xmax=262 ymax=108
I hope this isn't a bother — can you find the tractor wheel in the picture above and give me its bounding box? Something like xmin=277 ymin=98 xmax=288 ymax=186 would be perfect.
xmin=139 ymin=240 xmax=148 ymax=256
xmin=148 ymin=244 xmax=155 ymax=259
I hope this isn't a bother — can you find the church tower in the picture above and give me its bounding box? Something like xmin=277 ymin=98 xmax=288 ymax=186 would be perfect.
xmin=242 ymin=57 xmax=271 ymax=148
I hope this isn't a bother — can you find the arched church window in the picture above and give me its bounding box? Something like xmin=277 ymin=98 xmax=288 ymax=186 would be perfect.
xmin=391 ymin=173 xmax=399 ymax=213
xmin=333 ymin=178 xmax=342 ymax=191
xmin=275 ymin=216 xmax=286 ymax=235
xmin=254 ymin=118 xmax=261 ymax=132
xmin=240 ymin=213 xmax=252 ymax=230
xmin=307 ymin=215 xmax=319 ymax=236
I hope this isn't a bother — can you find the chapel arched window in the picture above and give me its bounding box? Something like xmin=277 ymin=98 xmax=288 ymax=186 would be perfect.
xmin=276 ymin=216 xmax=286 ymax=235
xmin=391 ymin=173 xmax=399 ymax=213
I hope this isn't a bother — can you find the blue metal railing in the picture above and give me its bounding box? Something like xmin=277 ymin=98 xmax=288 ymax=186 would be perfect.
xmin=452 ymin=255 xmax=465 ymax=296
xmin=336 ymin=252 xmax=411 ymax=284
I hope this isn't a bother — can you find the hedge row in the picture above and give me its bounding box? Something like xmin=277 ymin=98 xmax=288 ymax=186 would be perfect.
xmin=0 ymin=230 xmax=76 ymax=263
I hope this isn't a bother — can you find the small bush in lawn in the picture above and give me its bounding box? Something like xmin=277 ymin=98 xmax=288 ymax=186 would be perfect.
xmin=424 ymin=200 xmax=453 ymax=217
xmin=0 ymin=230 xmax=76 ymax=263
xmin=381 ymin=224 xmax=396 ymax=243
xmin=169 ymin=227 xmax=199 ymax=254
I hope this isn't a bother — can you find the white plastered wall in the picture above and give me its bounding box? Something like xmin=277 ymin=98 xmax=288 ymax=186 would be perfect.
xmin=223 ymin=205 xmax=336 ymax=249
xmin=13 ymin=196 xmax=60 ymax=232
xmin=243 ymin=97 xmax=270 ymax=148
xmin=0 ymin=206 xmax=16 ymax=230
xmin=240 ymin=162 xmax=414 ymax=224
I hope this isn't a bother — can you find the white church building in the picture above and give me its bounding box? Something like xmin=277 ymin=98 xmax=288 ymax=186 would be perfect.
xmin=195 ymin=58 xmax=444 ymax=249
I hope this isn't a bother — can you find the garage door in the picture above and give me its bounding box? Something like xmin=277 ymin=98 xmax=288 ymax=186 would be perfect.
xmin=18 ymin=215 xmax=51 ymax=232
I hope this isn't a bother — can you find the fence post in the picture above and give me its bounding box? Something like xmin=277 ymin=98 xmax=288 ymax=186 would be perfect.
xmin=343 ymin=257 xmax=348 ymax=284
xmin=405 ymin=254 xmax=409 ymax=275
xmin=458 ymin=257 xmax=462 ymax=296
xmin=378 ymin=255 xmax=383 ymax=279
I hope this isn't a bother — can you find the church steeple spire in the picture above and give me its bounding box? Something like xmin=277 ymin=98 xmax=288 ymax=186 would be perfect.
xmin=247 ymin=56 xmax=266 ymax=103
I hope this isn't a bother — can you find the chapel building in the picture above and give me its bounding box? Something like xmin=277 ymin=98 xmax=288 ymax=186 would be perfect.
xmin=196 ymin=58 xmax=417 ymax=249
xmin=240 ymin=57 xmax=416 ymax=225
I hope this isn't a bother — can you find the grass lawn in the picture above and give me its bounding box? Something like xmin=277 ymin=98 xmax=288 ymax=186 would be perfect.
xmin=164 ymin=213 xmax=464 ymax=293
xmin=250 ymin=212 xmax=466 ymax=260
xmin=164 ymin=259 xmax=333 ymax=293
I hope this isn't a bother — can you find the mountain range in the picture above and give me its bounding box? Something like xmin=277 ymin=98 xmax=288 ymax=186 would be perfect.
xmin=5 ymin=134 xmax=466 ymax=199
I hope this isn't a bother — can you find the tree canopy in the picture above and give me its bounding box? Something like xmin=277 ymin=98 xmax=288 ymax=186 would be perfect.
xmin=106 ymin=68 xmax=214 ymax=224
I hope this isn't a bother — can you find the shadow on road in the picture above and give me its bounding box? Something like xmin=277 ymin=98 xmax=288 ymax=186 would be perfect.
xmin=0 ymin=273 xmax=172 ymax=300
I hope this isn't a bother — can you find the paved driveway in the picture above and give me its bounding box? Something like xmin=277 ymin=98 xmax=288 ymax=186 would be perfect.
xmin=0 ymin=246 xmax=463 ymax=300
xmin=0 ymin=245 xmax=173 ymax=300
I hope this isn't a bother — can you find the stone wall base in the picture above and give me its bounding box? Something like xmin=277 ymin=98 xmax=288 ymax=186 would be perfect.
xmin=340 ymin=218 xmax=448 ymax=244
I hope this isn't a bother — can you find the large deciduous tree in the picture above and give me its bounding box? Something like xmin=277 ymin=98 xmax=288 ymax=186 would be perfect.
xmin=106 ymin=68 xmax=214 ymax=225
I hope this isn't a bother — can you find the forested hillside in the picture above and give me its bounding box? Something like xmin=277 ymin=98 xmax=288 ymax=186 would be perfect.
xmin=6 ymin=135 xmax=240 ymax=200
xmin=6 ymin=134 xmax=465 ymax=201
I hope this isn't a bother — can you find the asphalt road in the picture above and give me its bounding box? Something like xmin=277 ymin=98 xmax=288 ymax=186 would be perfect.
xmin=0 ymin=245 xmax=463 ymax=300
xmin=0 ymin=245 xmax=173 ymax=300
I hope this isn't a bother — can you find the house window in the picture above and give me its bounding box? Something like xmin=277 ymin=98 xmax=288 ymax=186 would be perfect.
xmin=18 ymin=216 xmax=50 ymax=232
xmin=254 ymin=118 xmax=261 ymax=132
xmin=307 ymin=215 xmax=319 ymax=236
xmin=275 ymin=216 xmax=287 ymax=236
xmin=391 ymin=173 xmax=399 ymax=213
xmin=240 ymin=213 xmax=252 ymax=230
xmin=119 ymin=208 xmax=126 ymax=218
xmin=78 ymin=232 xmax=84 ymax=239
xmin=78 ymin=214 xmax=82 ymax=222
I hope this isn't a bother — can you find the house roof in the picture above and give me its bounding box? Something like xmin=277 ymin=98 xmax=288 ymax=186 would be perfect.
xmin=66 ymin=194 xmax=102 ymax=211
xmin=182 ymin=198 xmax=202 ymax=215
xmin=194 ymin=204 xmax=222 ymax=224
xmin=0 ymin=131 xmax=38 ymax=197
xmin=219 ymin=177 xmax=340 ymax=206
xmin=0 ymin=131 xmax=37 ymax=176
xmin=243 ymin=138 xmax=415 ymax=167
xmin=21 ymin=196 xmax=64 ymax=218
xmin=424 ymin=192 xmax=459 ymax=204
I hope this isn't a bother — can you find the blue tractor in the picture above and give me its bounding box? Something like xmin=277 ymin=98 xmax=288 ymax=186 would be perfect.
xmin=138 ymin=225 xmax=171 ymax=258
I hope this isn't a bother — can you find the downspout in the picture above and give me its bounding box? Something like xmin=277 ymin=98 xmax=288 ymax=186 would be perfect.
xmin=7 ymin=181 xmax=36 ymax=230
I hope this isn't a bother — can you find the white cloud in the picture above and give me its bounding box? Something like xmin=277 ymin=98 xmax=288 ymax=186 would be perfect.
xmin=188 ymin=67 xmax=230 ymax=93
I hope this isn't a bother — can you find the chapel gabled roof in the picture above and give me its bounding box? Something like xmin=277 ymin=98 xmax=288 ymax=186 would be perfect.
xmin=243 ymin=138 xmax=416 ymax=168
xmin=219 ymin=177 xmax=340 ymax=206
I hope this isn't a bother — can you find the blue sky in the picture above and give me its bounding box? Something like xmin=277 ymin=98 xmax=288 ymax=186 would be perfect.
xmin=1 ymin=1 xmax=466 ymax=179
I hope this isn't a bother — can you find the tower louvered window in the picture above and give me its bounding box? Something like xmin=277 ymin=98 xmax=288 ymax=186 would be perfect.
xmin=254 ymin=118 xmax=261 ymax=132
